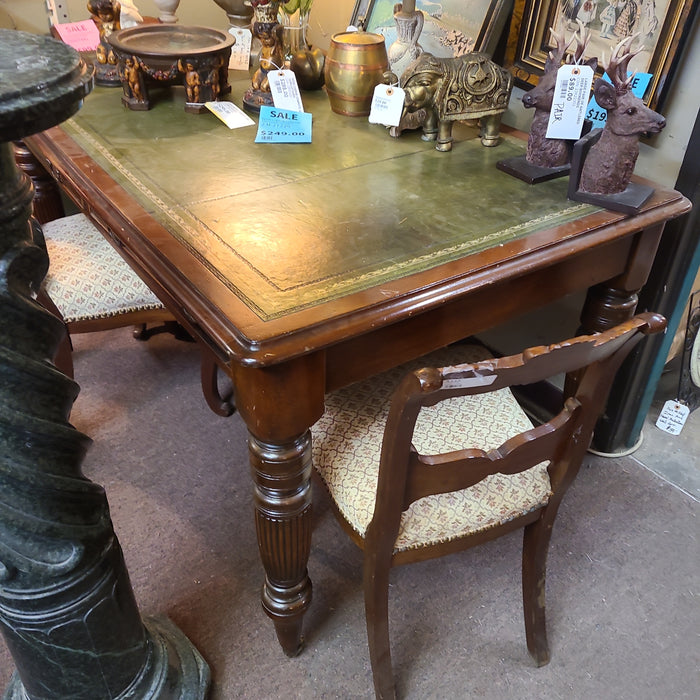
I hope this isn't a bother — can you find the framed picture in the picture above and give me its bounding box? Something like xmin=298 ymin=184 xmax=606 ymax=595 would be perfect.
xmin=350 ymin=0 xmax=515 ymax=58
xmin=511 ymin=0 xmax=698 ymax=111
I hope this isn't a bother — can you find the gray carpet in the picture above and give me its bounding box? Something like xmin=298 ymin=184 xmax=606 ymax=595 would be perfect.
xmin=1 ymin=328 xmax=698 ymax=699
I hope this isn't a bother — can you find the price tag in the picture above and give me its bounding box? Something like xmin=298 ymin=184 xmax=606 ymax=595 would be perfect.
xmin=546 ymin=64 xmax=594 ymax=140
xmin=228 ymin=27 xmax=252 ymax=71
xmin=53 ymin=20 xmax=100 ymax=52
xmin=585 ymin=72 xmax=653 ymax=130
xmin=655 ymin=400 xmax=690 ymax=435
xmin=205 ymin=101 xmax=256 ymax=129
xmin=268 ymin=70 xmax=304 ymax=113
xmin=369 ymin=84 xmax=405 ymax=127
xmin=255 ymin=105 xmax=312 ymax=143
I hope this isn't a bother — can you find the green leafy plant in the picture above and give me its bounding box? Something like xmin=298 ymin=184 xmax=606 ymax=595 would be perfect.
xmin=280 ymin=0 xmax=313 ymax=14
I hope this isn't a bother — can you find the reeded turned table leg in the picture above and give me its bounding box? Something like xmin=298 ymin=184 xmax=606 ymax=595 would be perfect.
xmin=249 ymin=432 xmax=314 ymax=656
xmin=233 ymin=353 xmax=324 ymax=656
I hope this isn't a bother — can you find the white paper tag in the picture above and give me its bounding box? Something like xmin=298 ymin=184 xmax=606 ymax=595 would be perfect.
xmin=268 ymin=69 xmax=304 ymax=113
xmin=655 ymin=400 xmax=690 ymax=435
xmin=441 ymin=374 xmax=497 ymax=389
xmin=205 ymin=101 xmax=256 ymax=129
xmin=369 ymin=84 xmax=405 ymax=127
xmin=546 ymin=64 xmax=594 ymax=140
xmin=228 ymin=27 xmax=252 ymax=71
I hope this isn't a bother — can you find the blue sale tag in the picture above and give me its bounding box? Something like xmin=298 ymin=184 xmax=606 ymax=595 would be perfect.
xmin=255 ymin=106 xmax=312 ymax=143
xmin=585 ymin=73 xmax=653 ymax=129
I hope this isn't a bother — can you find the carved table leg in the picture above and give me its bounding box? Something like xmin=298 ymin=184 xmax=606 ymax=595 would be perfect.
xmin=579 ymin=224 xmax=665 ymax=334
xmin=234 ymin=356 xmax=324 ymax=657
xmin=567 ymin=224 xmax=666 ymax=426
xmin=579 ymin=282 xmax=640 ymax=333
xmin=0 ymin=30 xmax=209 ymax=699
xmin=249 ymin=432 xmax=314 ymax=656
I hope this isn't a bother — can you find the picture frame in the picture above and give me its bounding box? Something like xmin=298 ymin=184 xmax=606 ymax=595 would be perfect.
xmin=511 ymin=0 xmax=698 ymax=111
xmin=350 ymin=0 xmax=515 ymax=58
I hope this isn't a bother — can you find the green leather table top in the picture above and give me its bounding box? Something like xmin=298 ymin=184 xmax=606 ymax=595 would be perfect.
xmin=63 ymin=80 xmax=594 ymax=321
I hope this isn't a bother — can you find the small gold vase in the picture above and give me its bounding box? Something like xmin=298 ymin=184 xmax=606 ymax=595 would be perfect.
xmin=324 ymin=32 xmax=389 ymax=117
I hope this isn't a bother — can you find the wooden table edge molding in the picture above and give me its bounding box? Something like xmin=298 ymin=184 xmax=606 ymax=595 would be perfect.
xmin=22 ymin=114 xmax=691 ymax=662
xmin=24 ymin=128 xmax=691 ymax=370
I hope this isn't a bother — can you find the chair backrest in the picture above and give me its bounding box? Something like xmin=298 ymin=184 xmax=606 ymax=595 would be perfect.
xmin=368 ymin=313 xmax=667 ymax=555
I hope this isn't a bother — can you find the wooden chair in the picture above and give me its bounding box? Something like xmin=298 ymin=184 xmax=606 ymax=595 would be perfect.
xmin=14 ymin=141 xmax=234 ymax=414
xmin=312 ymin=313 xmax=666 ymax=699
xmin=36 ymin=211 xmax=177 ymax=379
xmin=35 ymin=213 xmax=235 ymax=415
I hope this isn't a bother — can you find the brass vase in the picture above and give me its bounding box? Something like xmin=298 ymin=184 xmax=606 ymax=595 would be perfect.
xmin=324 ymin=32 xmax=389 ymax=117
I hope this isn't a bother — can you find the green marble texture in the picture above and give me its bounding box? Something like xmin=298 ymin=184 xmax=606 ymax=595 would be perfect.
xmin=0 ymin=29 xmax=208 ymax=700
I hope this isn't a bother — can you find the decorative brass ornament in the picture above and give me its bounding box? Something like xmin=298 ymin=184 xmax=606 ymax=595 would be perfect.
xmin=387 ymin=52 xmax=513 ymax=151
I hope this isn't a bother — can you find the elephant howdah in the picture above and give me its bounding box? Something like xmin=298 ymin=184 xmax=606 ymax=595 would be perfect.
xmin=387 ymin=52 xmax=513 ymax=152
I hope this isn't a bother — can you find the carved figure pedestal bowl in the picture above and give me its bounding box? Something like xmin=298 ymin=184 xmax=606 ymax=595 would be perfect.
xmin=108 ymin=24 xmax=234 ymax=113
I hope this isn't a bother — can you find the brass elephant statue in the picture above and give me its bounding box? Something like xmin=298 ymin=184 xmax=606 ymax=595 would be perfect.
xmin=386 ymin=52 xmax=513 ymax=152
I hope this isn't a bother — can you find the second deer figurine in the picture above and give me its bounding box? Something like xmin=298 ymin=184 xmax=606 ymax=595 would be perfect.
xmin=579 ymin=35 xmax=666 ymax=195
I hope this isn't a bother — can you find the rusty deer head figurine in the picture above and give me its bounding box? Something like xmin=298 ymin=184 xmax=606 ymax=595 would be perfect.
xmin=522 ymin=25 xmax=597 ymax=169
xmin=579 ymin=35 xmax=666 ymax=194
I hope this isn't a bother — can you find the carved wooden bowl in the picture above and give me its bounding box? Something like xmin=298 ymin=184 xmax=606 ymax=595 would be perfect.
xmin=108 ymin=24 xmax=234 ymax=113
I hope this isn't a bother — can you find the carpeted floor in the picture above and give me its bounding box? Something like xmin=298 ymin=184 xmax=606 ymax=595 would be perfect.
xmin=1 ymin=328 xmax=698 ymax=699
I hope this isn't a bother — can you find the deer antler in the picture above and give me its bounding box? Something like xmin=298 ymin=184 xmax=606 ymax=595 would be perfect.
xmin=545 ymin=27 xmax=574 ymax=72
xmin=571 ymin=21 xmax=591 ymax=64
xmin=606 ymin=34 xmax=642 ymax=94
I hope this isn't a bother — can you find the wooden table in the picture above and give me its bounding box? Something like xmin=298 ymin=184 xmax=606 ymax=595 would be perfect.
xmin=24 ymin=81 xmax=690 ymax=657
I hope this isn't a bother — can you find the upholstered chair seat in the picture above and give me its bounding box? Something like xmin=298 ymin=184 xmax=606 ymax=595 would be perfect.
xmin=39 ymin=213 xmax=234 ymax=415
xmin=41 ymin=213 xmax=168 ymax=329
xmin=314 ymin=344 xmax=551 ymax=553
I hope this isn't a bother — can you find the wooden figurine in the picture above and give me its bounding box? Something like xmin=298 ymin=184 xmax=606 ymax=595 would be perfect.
xmin=87 ymin=0 xmax=122 ymax=86
xmin=579 ymin=35 xmax=665 ymax=194
xmin=243 ymin=0 xmax=283 ymax=112
xmin=522 ymin=26 xmax=597 ymax=169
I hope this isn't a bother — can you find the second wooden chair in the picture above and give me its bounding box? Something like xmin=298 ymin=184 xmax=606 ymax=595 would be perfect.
xmin=312 ymin=313 xmax=666 ymax=699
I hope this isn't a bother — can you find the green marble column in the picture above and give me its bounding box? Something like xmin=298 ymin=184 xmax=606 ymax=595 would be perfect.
xmin=0 ymin=30 xmax=209 ymax=699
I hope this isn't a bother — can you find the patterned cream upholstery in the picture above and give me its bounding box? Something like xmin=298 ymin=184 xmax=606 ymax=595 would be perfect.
xmin=313 ymin=344 xmax=552 ymax=553
xmin=42 ymin=213 xmax=164 ymax=323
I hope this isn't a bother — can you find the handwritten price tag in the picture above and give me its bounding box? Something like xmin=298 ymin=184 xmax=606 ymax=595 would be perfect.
xmin=255 ymin=105 xmax=312 ymax=143
xmin=655 ymin=400 xmax=690 ymax=435
xmin=268 ymin=70 xmax=304 ymax=113
xmin=369 ymin=84 xmax=405 ymax=127
xmin=228 ymin=27 xmax=252 ymax=71
xmin=546 ymin=64 xmax=594 ymax=140
xmin=205 ymin=101 xmax=255 ymax=129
